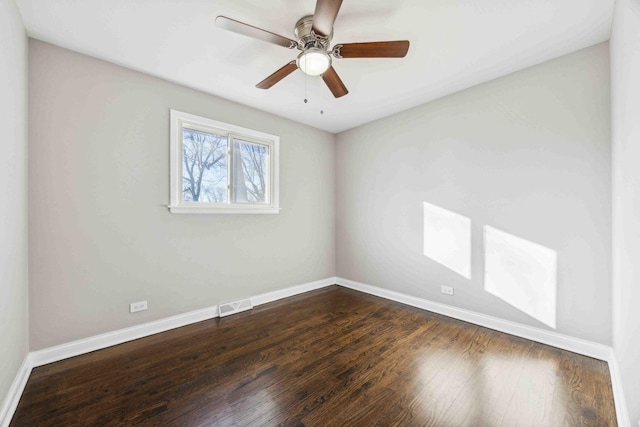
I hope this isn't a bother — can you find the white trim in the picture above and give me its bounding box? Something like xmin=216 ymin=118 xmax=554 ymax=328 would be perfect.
xmin=0 ymin=354 xmax=33 ymax=427
xmin=336 ymin=277 xmax=628 ymax=426
xmin=335 ymin=277 xmax=611 ymax=361
xmin=3 ymin=277 xmax=626 ymax=426
xmin=167 ymin=205 xmax=280 ymax=214
xmin=251 ymin=277 xmax=336 ymax=307
xmin=28 ymin=276 xmax=336 ymax=367
xmin=0 ymin=277 xmax=334 ymax=425
xmin=169 ymin=109 xmax=280 ymax=214
xmin=30 ymin=305 xmax=219 ymax=367
xmin=608 ymin=349 xmax=631 ymax=427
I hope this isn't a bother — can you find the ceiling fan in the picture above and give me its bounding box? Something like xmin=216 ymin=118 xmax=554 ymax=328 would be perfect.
xmin=215 ymin=0 xmax=410 ymax=98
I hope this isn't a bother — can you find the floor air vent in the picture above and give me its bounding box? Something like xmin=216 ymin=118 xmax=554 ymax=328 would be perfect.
xmin=219 ymin=298 xmax=253 ymax=317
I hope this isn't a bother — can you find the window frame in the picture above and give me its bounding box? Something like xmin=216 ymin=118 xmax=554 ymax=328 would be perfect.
xmin=169 ymin=110 xmax=280 ymax=214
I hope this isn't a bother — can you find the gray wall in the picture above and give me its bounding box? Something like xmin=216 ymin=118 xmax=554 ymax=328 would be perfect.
xmin=611 ymin=0 xmax=640 ymax=423
xmin=28 ymin=40 xmax=335 ymax=350
xmin=336 ymin=43 xmax=612 ymax=345
xmin=0 ymin=0 xmax=29 ymax=410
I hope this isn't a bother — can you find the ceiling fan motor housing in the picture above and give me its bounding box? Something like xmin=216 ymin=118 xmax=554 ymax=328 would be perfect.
xmin=295 ymin=15 xmax=332 ymax=50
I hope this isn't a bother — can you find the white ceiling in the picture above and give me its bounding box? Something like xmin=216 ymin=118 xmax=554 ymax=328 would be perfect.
xmin=16 ymin=0 xmax=614 ymax=133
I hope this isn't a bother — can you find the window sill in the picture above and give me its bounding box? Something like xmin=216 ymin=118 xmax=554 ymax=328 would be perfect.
xmin=168 ymin=205 xmax=280 ymax=214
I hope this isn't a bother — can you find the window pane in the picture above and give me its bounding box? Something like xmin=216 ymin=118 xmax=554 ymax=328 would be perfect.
xmin=232 ymin=139 xmax=269 ymax=204
xmin=182 ymin=128 xmax=228 ymax=203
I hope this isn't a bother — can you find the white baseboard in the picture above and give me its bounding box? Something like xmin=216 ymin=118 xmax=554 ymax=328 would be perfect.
xmin=0 ymin=354 xmax=33 ymax=427
xmin=337 ymin=276 xmax=629 ymax=426
xmin=0 ymin=276 xmax=336 ymax=426
xmin=30 ymin=276 xmax=336 ymax=368
xmin=29 ymin=305 xmax=219 ymax=368
xmin=608 ymin=349 xmax=631 ymax=427
xmin=335 ymin=277 xmax=611 ymax=361
xmin=3 ymin=276 xmax=624 ymax=426
xmin=251 ymin=277 xmax=335 ymax=307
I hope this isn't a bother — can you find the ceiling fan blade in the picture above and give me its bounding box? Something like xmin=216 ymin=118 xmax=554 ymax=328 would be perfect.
xmin=256 ymin=61 xmax=298 ymax=89
xmin=215 ymin=16 xmax=297 ymax=49
xmin=312 ymin=0 xmax=343 ymax=37
xmin=322 ymin=66 xmax=348 ymax=98
xmin=333 ymin=41 xmax=410 ymax=58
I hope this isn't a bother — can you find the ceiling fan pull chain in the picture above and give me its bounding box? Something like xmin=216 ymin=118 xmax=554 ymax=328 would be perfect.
xmin=304 ymin=56 xmax=308 ymax=103
xmin=320 ymin=74 xmax=324 ymax=115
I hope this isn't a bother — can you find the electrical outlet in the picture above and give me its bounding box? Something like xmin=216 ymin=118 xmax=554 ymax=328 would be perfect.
xmin=440 ymin=285 xmax=454 ymax=296
xmin=129 ymin=301 xmax=147 ymax=313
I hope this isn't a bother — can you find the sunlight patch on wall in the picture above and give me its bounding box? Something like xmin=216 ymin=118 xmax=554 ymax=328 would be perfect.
xmin=484 ymin=226 xmax=557 ymax=328
xmin=423 ymin=202 xmax=471 ymax=279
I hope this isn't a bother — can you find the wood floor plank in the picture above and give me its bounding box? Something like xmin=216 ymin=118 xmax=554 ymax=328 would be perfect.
xmin=589 ymin=357 xmax=617 ymax=426
xmin=374 ymin=326 xmax=496 ymax=426
xmin=498 ymin=342 xmax=562 ymax=426
xmin=439 ymin=332 xmax=537 ymax=425
xmin=10 ymin=286 xmax=616 ymax=426
xmin=296 ymin=310 xmax=461 ymax=425
xmin=327 ymin=319 xmax=483 ymax=426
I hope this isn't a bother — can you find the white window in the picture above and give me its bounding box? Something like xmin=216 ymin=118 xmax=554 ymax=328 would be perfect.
xmin=169 ymin=110 xmax=279 ymax=214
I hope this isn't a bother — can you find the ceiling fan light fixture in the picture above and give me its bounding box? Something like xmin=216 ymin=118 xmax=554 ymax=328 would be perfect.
xmin=297 ymin=48 xmax=331 ymax=76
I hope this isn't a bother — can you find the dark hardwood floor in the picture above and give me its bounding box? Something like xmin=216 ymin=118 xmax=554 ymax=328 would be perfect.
xmin=11 ymin=286 xmax=616 ymax=426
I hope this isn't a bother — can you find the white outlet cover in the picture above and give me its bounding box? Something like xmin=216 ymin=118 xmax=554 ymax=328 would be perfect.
xmin=441 ymin=286 xmax=454 ymax=296
xmin=130 ymin=301 xmax=147 ymax=313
